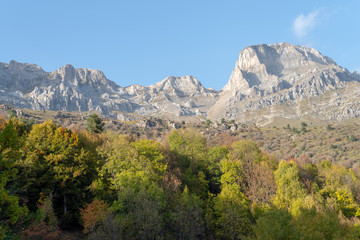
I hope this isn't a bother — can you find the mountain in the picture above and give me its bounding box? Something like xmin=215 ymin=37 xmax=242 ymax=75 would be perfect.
xmin=0 ymin=61 xmax=219 ymax=120
xmin=208 ymin=43 xmax=360 ymax=125
xmin=1 ymin=43 xmax=360 ymax=125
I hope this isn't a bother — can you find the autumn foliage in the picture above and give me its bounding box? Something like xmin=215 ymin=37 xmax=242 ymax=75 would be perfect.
xmin=80 ymin=199 xmax=109 ymax=234
xmin=1 ymin=114 xmax=360 ymax=239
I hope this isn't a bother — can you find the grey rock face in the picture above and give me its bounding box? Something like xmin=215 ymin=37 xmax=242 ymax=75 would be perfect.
xmin=0 ymin=62 xmax=219 ymax=118
xmin=208 ymin=43 xmax=360 ymax=123
xmin=2 ymin=42 xmax=360 ymax=124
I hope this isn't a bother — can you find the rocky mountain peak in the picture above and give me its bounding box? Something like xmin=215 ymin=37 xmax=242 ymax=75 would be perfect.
xmin=0 ymin=61 xmax=46 ymax=92
xmin=150 ymin=75 xmax=212 ymax=97
xmin=223 ymin=43 xmax=340 ymax=93
xmin=5 ymin=60 xmax=46 ymax=79
xmin=57 ymin=64 xmax=76 ymax=82
xmin=53 ymin=64 xmax=117 ymax=90
xmin=208 ymin=43 xmax=360 ymax=123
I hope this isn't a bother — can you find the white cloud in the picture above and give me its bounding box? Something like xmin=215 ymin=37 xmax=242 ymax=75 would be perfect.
xmin=293 ymin=10 xmax=319 ymax=39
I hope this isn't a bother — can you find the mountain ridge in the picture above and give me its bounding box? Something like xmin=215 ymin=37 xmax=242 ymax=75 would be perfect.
xmin=0 ymin=61 xmax=219 ymax=120
xmin=1 ymin=42 xmax=360 ymax=125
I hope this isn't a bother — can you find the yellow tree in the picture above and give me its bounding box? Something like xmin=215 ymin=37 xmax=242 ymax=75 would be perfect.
xmin=272 ymin=160 xmax=306 ymax=216
xmin=22 ymin=120 xmax=96 ymax=221
xmin=97 ymin=134 xmax=168 ymax=239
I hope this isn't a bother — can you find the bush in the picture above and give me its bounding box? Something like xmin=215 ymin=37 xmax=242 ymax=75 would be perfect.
xmin=21 ymin=222 xmax=61 ymax=240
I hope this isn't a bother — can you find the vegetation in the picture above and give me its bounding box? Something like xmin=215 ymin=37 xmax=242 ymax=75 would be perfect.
xmin=86 ymin=113 xmax=105 ymax=134
xmin=2 ymin=113 xmax=360 ymax=239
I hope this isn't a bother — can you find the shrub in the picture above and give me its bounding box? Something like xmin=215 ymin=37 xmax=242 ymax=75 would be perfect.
xmin=80 ymin=199 xmax=110 ymax=234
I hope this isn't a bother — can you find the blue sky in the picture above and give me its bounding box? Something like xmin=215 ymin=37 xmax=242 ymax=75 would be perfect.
xmin=1 ymin=0 xmax=359 ymax=90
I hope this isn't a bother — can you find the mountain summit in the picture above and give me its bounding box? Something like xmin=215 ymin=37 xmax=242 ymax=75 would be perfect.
xmin=223 ymin=43 xmax=337 ymax=93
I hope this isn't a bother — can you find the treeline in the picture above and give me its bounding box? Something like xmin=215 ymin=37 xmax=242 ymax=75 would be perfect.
xmin=1 ymin=115 xmax=360 ymax=239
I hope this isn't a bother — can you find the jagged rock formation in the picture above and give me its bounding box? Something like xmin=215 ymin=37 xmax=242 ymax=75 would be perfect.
xmin=0 ymin=61 xmax=219 ymax=120
xmin=2 ymin=42 xmax=360 ymax=125
xmin=208 ymin=43 xmax=360 ymax=125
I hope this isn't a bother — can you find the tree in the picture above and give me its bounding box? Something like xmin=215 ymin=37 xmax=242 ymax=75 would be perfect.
xmin=167 ymin=129 xmax=209 ymax=198
xmin=168 ymin=129 xmax=208 ymax=169
xmin=207 ymin=150 xmax=253 ymax=239
xmin=21 ymin=193 xmax=61 ymax=240
xmin=206 ymin=145 xmax=228 ymax=194
xmin=112 ymin=183 xmax=166 ymax=239
xmin=0 ymin=119 xmax=28 ymax=239
xmin=81 ymin=199 xmax=110 ymax=234
xmin=97 ymin=135 xmax=167 ymax=192
xmin=21 ymin=120 xmax=96 ymax=225
xmin=172 ymin=187 xmax=205 ymax=240
xmin=317 ymin=162 xmax=360 ymax=218
xmin=86 ymin=113 xmax=105 ymax=134
xmin=273 ymin=160 xmax=306 ymax=216
xmin=246 ymin=162 xmax=276 ymax=205
xmin=96 ymin=134 xmax=171 ymax=238
xmin=224 ymin=140 xmax=264 ymax=193
xmin=294 ymin=208 xmax=359 ymax=240
xmin=253 ymin=209 xmax=297 ymax=240
xmin=204 ymin=119 xmax=212 ymax=128
xmin=229 ymin=140 xmax=263 ymax=164
xmin=212 ymin=184 xmax=252 ymax=239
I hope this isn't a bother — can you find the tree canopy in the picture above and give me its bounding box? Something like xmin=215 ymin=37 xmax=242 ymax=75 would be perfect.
xmin=1 ymin=116 xmax=360 ymax=239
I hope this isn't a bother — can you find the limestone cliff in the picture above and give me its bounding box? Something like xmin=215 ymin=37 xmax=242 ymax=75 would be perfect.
xmin=208 ymin=43 xmax=360 ymax=124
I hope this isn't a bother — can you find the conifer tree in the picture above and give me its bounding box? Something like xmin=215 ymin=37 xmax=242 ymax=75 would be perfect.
xmin=86 ymin=113 xmax=105 ymax=134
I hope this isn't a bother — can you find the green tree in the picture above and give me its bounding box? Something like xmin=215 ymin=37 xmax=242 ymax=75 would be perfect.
xmin=97 ymin=134 xmax=169 ymax=239
xmin=294 ymin=208 xmax=358 ymax=240
xmin=7 ymin=110 xmax=16 ymax=119
xmin=253 ymin=209 xmax=297 ymax=240
xmin=273 ymin=160 xmax=306 ymax=216
xmin=172 ymin=187 xmax=205 ymax=240
xmin=204 ymin=119 xmax=212 ymax=128
xmin=229 ymin=140 xmax=263 ymax=164
xmin=86 ymin=113 xmax=105 ymax=134
xmin=219 ymin=158 xmax=242 ymax=187
xmin=167 ymin=129 xmax=209 ymax=198
xmin=206 ymin=145 xmax=228 ymax=194
xmin=112 ymin=183 xmax=166 ymax=239
xmin=0 ymin=119 xmax=28 ymax=238
xmin=168 ymin=129 xmax=208 ymax=170
xmin=212 ymin=184 xmax=252 ymax=239
xmin=97 ymin=135 xmax=167 ymax=192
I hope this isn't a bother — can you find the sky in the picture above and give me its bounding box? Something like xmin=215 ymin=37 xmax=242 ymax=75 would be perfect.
xmin=0 ymin=0 xmax=359 ymax=90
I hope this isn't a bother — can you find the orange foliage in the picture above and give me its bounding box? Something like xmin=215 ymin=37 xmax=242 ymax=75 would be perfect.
xmin=210 ymin=132 xmax=237 ymax=147
xmin=80 ymin=199 xmax=109 ymax=234
xmin=0 ymin=114 xmax=6 ymax=130
xmin=21 ymin=222 xmax=61 ymax=240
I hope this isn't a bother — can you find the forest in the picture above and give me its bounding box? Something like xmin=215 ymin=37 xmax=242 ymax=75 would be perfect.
xmin=2 ymin=114 xmax=360 ymax=240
